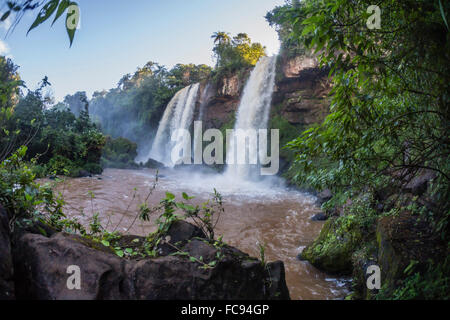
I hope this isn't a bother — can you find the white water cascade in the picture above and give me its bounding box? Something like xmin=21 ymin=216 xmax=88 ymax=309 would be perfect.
xmin=147 ymin=83 xmax=200 ymax=166
xmin=224 ymin=55 xmax=277 ymax=181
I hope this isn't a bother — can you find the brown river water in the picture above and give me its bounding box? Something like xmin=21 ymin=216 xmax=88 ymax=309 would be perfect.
xmin=47 ymin=168 xmax=349 ymax=300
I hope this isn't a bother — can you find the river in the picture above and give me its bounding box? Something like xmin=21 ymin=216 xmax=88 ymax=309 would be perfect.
xmin=50 ymin=167 xmax=349 ymax=300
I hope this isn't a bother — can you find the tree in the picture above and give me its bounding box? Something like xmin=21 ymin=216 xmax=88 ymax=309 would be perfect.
xmin=211 ymin=32 xmax=266 ymax=75
xmin=211 ymin=31 xmax=231 ymax=45
xmin=63 ymin=91 xmax=89 ymax=117
xmin=269 ymin=0 xmax=449 ymax=236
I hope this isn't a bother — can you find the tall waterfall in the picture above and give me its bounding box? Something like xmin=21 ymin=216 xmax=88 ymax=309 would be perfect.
xmin=148 ymin=83 xmax=200 ymax=166
xmin=225 ymin=55 xmax=277 ymax=181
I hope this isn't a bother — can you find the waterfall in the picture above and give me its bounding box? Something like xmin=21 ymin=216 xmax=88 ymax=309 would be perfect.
xmin=148 ymin=83 xmax=200 ymax=166
xmin=197 ymin=82 xmax=214 ymax=122
xmin=225 ymin=55 xmax=277 ymax=181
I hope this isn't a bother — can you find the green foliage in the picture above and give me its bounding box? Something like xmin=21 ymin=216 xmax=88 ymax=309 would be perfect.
xmin=270 ymin=112 xmax=303 ymax=163
xmin=143 ymin=189 xmax=224 ymax=244
xmin=266 ymin=1 xmax=310 ymax=58
xmin=272 ymin=0 xmax=449 ymax=231
xmin=0 ymin=56 xmax=23 ymax=161
xmin=89 ymin=61 xmax=211 ymax=148
xmin=101 ymin=136 xmax=138 ymax=168
xmin=257 ymin=241 xmax=266 ymax=267
xmin=0 ymin=146 xmax=75 ymax=233
xmin=302 ymin=195 xmax=378 ymax=274
xmin=270 ymin=0 xmax=449 ymax=298
xmin=378 ymin=257 xmax=450 ymax=300
xmin=3 ymin=0 xmax=79 ymax=46
xmin=211 ymin=32 xmax=267 ymax=79
xmin=0 ymin=60 xmax=106 ymax=177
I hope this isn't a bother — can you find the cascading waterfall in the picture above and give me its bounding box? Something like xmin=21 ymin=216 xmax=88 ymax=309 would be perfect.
xmin=148 ymin=83 xmax=200 ymax=166
xmin=193 ymin=83 xmax=214 ymax=158
xmin=196 ymin=82 xmax=213 ymax=122
xmin=147 ymin=55 xmax=276 ymax=177
xmin=224 ymin=55 xmax=277 ymax=181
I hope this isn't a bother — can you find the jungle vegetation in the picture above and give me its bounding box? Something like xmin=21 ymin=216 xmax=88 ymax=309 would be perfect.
xmin=267 ymin=0 xmax=449 ymax=299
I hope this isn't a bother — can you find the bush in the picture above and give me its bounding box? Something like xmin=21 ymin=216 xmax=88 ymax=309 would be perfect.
xmin=101 ymin=136 xmax=138 ymax=168
xmin=83 ymin=163 xmax=103 ymax=175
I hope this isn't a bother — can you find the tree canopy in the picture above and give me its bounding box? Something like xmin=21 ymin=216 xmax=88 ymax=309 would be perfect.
xmin=212 ymin=32 xmax=267 ymax=77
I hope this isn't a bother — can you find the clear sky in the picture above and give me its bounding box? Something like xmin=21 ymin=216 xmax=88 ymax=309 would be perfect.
xmin=0 ymin=0 xmax=286 ymax=102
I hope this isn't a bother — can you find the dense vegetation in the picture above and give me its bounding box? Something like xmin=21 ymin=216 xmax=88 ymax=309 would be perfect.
xmin=211 ymin=32 xmax=267 ymax=80
xmin=267 ymin=0 xmax=449 ymax=299
xmin=87 ymin=62 xmax=211 ymax=157
xmin=0 ymin=57 xmax=105 ymax=177
xmin=1 ymin=0 xmax=449 ymax=300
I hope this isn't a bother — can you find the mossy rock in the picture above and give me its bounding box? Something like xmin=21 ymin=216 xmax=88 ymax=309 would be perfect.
xmin=301 ymin=216 xmax=363 ymax=275
xmin=350 ymin=243 xmax=379 ymax=299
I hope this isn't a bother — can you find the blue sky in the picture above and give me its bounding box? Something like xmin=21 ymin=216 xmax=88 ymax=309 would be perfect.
xmin=0 ymin=0 xmax=285 ymax=102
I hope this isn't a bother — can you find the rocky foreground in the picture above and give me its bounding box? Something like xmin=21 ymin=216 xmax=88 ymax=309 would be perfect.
xmin=0 ymin=206 xmax=290 ymax=300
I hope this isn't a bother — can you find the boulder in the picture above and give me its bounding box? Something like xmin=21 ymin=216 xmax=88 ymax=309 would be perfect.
xmin=301 ymin=217 xmax=362 ymax=275
xmin=0 ymin=204 xmax=14 ymax=299
xmin=311 ymin=212 xmax=328 ymax=221
xmin=403 ymin=170 xmax=436 ymax=196
xmin=144 ymin=158 xmax=165 ymax=169
xmin=12 ymin=221 xmax=290 ymax=300
xmin=316 ymin=189 xmax=332 ymax=204
xmin=77 ymin=170 xmax=92 ymax=178
xmin=13 ymin=232 xmax=127 ymax=300
xmin=157 ymin=220 xmax=207 ymax=256
xmin=375 ymin=211 xmax=444 ymax=296
xmin=350 ymin=245 xmax=379 ymax=300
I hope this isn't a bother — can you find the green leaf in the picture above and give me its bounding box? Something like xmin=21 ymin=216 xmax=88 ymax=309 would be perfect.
xmin=1 ymin=11 xmax=11 ymax=22
xmin=173 ymin=251 xmax=189 ymax=256
xmin=101 ymin=240 xmax=110 ymax=247
xmin=52 ymin=0 xmax=70 ymax=26
xmin=66 ymin=2 xmax=79 ymax=47
xmin=37 ymin=226 xmax=47 ymax=237
xmin=438 ymin=0 xmax=449 ymax=31
xmin=27 ymin=0 xmax=59 ymax=35
xmin=208 ymin=261 xmax=217 ymax=267
xmin=182 ymin=192 xmax=195 ymax=200
xmin=125 ymin=248 xmax=133 ymax=254
xmin=115 ymin=250 xmax=124 ymax=257
xmin=165 ymin=192 xmax=175 ymax=200
xmin=189 ymin=257 xmax=197 ymax=263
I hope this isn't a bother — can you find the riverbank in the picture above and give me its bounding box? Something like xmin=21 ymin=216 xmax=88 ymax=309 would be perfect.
xmin=42 ymin=168 xmax=349 ymax=299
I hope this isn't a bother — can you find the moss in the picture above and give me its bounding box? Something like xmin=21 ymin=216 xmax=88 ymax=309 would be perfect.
xmin=350 ymin=242 xmax=379 ymax=299
xmin=269 ymin=113 xmax=304 ymax=163
xmin=301 ymin=216 xmax=363 ymax=274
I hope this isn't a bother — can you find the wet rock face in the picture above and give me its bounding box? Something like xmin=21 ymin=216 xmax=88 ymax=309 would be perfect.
xmin=0 ymin=204 xmax=15 ymax=299
xmin=219 ymin=74 xmax=241 ymax=97
xmin=200 ymin=71 xmax=250 ymax=131
xmin=282 ymin=55 xmax=319 ymax=78
xmin=273 ymin=66 xmax=331 ymax=126
xmin=197 ymin=54 xmax=331 ymax=131
xmin=11 ymin=220 xmax=290 ymax=300
xmin=375 ymin=211 xmax=445 ymax=294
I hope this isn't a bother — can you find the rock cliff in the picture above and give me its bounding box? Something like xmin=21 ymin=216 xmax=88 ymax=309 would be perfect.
xmin=194 ymin=53 xmax=331 ymax=133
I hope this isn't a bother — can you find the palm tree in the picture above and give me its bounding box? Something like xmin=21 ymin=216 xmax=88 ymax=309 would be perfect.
xmin=211 ymin=31 xmax=231 ymax=45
